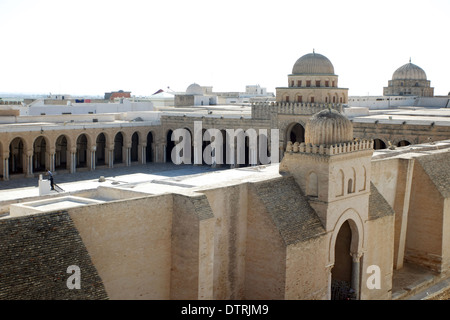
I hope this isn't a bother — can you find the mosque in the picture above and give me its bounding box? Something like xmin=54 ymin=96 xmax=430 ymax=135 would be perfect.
xmin=0 ymin=51 xmax=450 ymax=300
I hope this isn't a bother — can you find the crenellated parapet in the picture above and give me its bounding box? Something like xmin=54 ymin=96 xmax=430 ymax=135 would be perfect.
xmin=251 ymin=101 xmax=343 ymax=119
xmin=285 ymin=139 xmax=374 ymax=156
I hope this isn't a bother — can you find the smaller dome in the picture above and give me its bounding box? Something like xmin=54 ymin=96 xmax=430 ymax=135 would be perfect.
xmin=292 ymin=52 xmax=335 ymax=75
xmin=305 ymin=109 xmax=353 ymax=146
xmin=392 ymin=62 xmax=427 ymax=81
xmin=186 ymin=83 xmax=203 ymax=95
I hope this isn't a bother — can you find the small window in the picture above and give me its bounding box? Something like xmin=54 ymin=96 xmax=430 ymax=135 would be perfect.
xmin=306 ymin=80 xmax=311 ymax=87
xmin=285 ymin=96 xmax=290 ymax=102
xmin=310 ymin=97 xmax=315 ymax=103
xmin=297 ymin=96 xmax=303 ymax=103
xmin=291 ymin=80 xmax=294 ymax=87
xmin=315 ymin=80 xmax=320 ymax=87
xmin=298 ymin=80 xmax=302 ymax=87
xmin=332 ymin=81 xmax=335 ymax=87
xmin=325 ymin=80 xmax=329 ymax=87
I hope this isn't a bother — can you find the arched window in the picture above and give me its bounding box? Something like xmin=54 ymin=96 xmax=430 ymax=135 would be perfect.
xmin=347 ymin=179 xmax=354 ymax=194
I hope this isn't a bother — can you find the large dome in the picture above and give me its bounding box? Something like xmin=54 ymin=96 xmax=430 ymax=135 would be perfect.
xmin=186 ymin=83 xmax=203 ymax=95
xmin=292 ymin=52 xmax=335 ymax=75
xmin=305 ymin=109 xmax=353 ymax=146
xmin=392 ymin=62 xmax=427 ymax=80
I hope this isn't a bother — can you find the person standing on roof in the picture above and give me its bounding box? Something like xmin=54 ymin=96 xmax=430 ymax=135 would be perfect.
xmin=47 ymin=170 xmax=54 ymax=190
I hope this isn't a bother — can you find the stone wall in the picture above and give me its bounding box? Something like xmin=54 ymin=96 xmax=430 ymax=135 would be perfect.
xmin=200 ymin=184 xmax=248 ymax=300
xmin=68 ymin=195 xmax=173 ymax=299
xmin=170 ymin=194 xmax=214 ymax=299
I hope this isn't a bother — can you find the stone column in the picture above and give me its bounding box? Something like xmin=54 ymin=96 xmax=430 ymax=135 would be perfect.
xmin=326 ymin=264 xmax=334 ymax=300
xmin=139 ymin=143 xmax=146 ymax=164
xmin=2 ymin=154 xmax=9 ymax=181
xmin=125 ymin=144 xmax=131 ymax=166
xmin=26 ymin=150 xmax=33 ymax=177
xmin=70 ymin=148 xmax=77 ymax=174
xmin=155 ymin=144 xmax=159 ymax=163
xmin=90 ymin=146 xmax=96 ymax=171
xmin=350 ymin=252 xmax=363 ymax=300
xmin=48 ymin=149 xmax=56 ymax=172
xmin=108 ymin=145 xmax=114 ymax=168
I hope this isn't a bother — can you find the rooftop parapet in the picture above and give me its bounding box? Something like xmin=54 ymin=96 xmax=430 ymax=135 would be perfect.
xmin=286 ymin=139 xmax=373 ymax=156
xmin=251 ymin=101 xmax=343 ymax=119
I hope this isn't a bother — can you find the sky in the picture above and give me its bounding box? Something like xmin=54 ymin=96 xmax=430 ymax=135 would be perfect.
xmin=0 ymin=0 xmax=449 ymax=97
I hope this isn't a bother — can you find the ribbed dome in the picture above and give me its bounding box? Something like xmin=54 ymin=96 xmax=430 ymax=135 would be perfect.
xmin=292 ymin=52 xmax=335 ymax=75
xmin=186 ymin=83 xmax=203 ymax=95
xmin=305 ymin=109 xmax=353 ymax=146
xmin=392 ymin=62 xmax=427 ymax=80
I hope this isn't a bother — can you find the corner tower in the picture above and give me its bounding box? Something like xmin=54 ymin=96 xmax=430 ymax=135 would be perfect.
xmin=280 ymin=109 xmax=374 ymax=299
xmin=280 ymin=108 xmax=373 ymax=229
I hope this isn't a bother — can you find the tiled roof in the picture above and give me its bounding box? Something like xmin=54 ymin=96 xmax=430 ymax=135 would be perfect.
xmin=416 ymin=151 xmax=450 ymax=199
xmin=252 ymin=176 xmax=326 ymax=245
xmin=0 ymin=211 xmax=108 ymax=300
xmin=368 ymin=182 xmax=395 ymax=220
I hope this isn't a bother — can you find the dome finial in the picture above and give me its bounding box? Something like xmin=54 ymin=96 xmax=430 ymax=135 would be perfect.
xmin=313 ymin=48 xmax=315 ymax=54
xmin=409 ymin=57 xmax=411 ymax=63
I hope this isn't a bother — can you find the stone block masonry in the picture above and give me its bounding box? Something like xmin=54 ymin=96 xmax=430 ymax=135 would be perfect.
xmin=0 ymin=211 xmax=108 ymax=300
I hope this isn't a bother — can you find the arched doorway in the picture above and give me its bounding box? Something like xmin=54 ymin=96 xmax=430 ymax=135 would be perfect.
xmin=9 ymin=137 xmax=24 ymax=174
xmin=33 ymin=136 xmax=47 ymax=173
xmin=287 ymin=123 xmax=305 ymax=144
xmin=373 ymin=139 xmax=386 ymax=150
xmin=331 ymin=220 xmax=353 ymax=300
xmin=397 ymin=140 xmax=411 ymax=147
xmin=114 ymin=132 xmax=124 ymax=164
xmin=76 ymin=134 xmax=88 ymax=168
xmin=96 ymin=133 xmax=106 ymax=166
xmin=131 ymin=132 xmax=139 ymax=163
xmin=55 ymin=135 xmax=68 ymax=170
